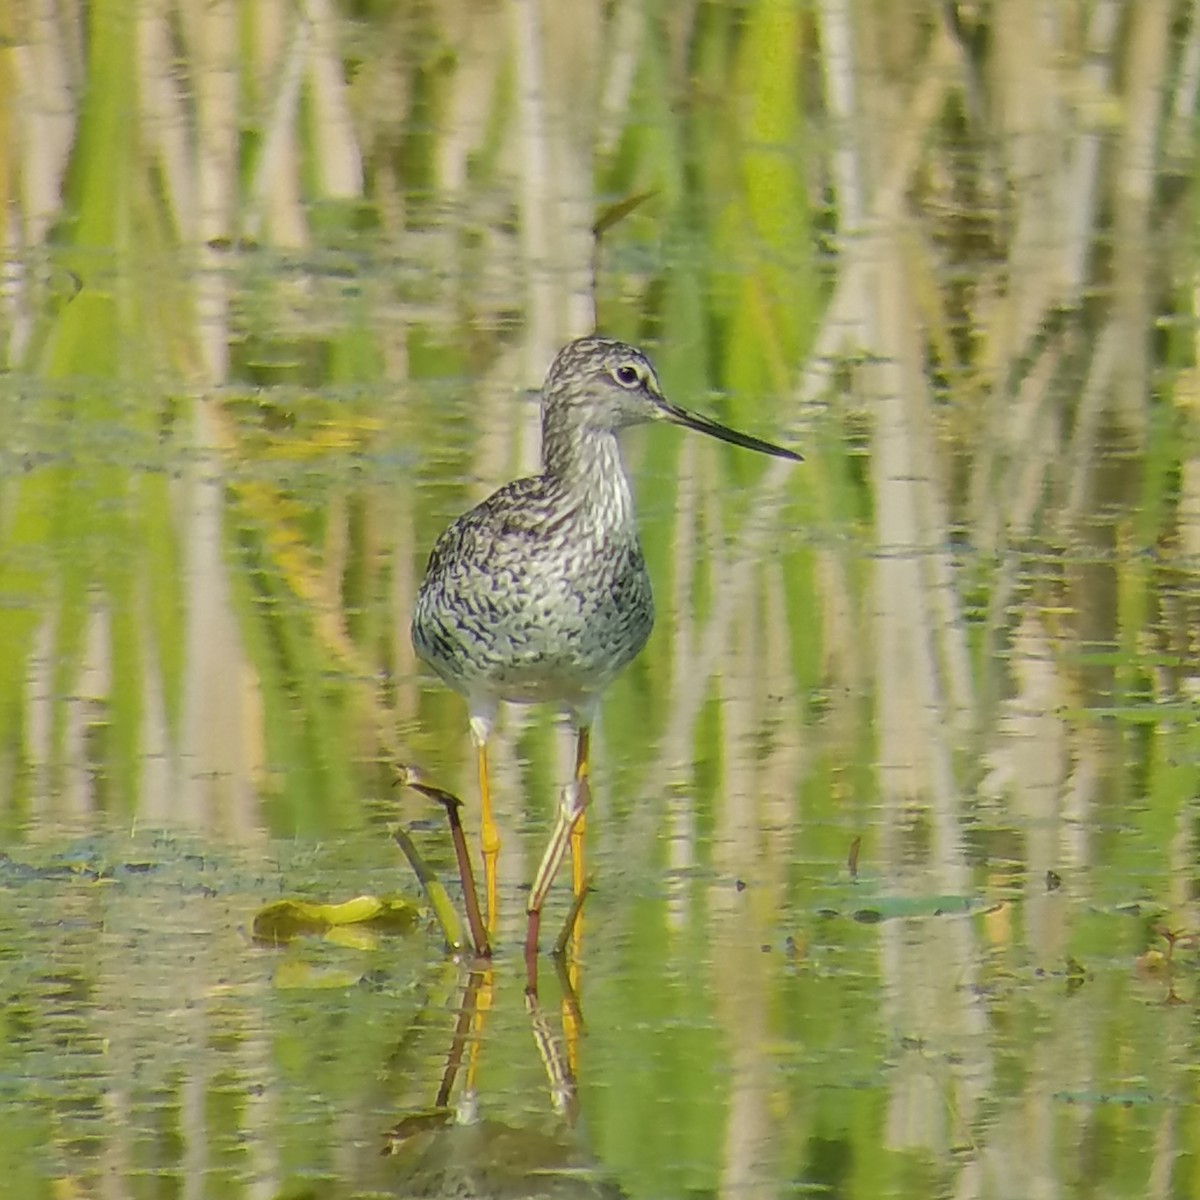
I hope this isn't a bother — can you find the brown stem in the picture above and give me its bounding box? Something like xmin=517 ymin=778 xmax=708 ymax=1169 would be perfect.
xmin=525 ymin=908 xmax=542 ymax=996
xmin=434 ymin=792 xmax=491 ymax=959
xmin=394 ymin=762 xmax=490 ymax=958
xmin=435 ymin=970 xmax=485 ymax=1108
xmin=552 ymin=878 xmax=591 ymax=957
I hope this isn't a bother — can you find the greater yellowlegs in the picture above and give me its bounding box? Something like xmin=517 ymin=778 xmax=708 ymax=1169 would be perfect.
xmin=411 ymin=335 xmax=800 ymax=955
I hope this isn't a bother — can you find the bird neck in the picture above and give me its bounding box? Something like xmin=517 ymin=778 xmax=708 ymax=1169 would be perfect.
xmin=541 ymin=416 xmax=635 ymax=524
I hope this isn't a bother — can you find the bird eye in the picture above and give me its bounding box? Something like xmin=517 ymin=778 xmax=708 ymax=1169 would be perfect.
xmin=612 ymin=363 xmax=644 ymax=388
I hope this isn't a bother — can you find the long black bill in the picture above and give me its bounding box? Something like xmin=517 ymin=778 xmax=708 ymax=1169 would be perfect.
xmin=658 ymin=399 xmax=803 ymax=462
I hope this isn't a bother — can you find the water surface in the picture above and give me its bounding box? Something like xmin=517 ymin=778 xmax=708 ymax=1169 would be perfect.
xmin=1 ymin=2 xmax=1198 ymax=1198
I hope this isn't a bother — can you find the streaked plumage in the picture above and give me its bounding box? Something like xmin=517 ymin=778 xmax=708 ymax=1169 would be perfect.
xmin=411 ymin=335 xmax=800 ymax=956
xmin=413 ymin=341 xmax=655 ymax=732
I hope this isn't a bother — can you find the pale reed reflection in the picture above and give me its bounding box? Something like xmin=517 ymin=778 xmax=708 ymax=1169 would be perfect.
xmin=981 ymin=612 xmax=1072 ymax=958
xmin=664 ymin=434 xmax=700 ymax=933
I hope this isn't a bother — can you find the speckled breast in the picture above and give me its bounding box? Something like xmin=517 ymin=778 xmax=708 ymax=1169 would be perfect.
xmin=412 ymin=532 xmax=655 ymax=711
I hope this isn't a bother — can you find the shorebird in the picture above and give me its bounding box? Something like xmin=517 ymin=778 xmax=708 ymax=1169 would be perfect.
xmin=411 ymin=335 xmax=800 ymax=957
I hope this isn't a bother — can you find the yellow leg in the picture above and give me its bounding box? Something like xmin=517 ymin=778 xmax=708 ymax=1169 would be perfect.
xmin=478 ymin=741 xmax=499 ymax=934
xmin=464 ymin=967 xmax=494 ymax=1100
xmin=563 ymin=726 xmax=591 ymax=1068
xmin=525 ymin=724 xmax=593 ymax=995
xmin=570 ymin=727 xmax=590 ymax=898
xmin=526 ymin=779 xmax=589 ymax=918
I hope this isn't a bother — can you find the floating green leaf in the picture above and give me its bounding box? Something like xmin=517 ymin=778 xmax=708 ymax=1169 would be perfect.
xmin=253 ymin=894 xmax=421 ymax=945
